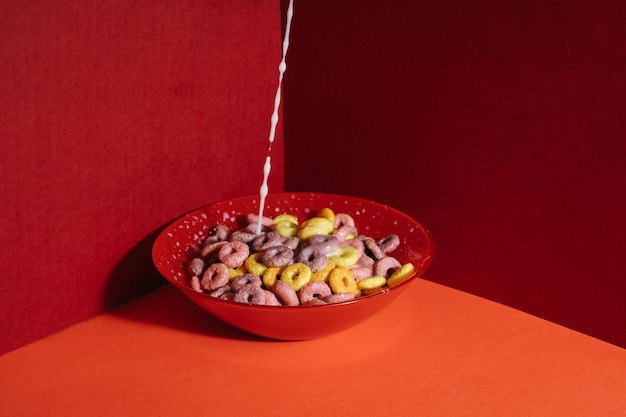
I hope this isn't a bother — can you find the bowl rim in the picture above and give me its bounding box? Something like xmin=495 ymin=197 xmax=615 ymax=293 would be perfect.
xmin=152 ymin=192 xmax=435 ymax=309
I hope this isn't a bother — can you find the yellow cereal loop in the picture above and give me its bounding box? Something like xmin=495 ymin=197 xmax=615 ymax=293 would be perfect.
xmin=329 ymin=246 xmax=359 ymax=267
xmin=273 ymin=214 xmax=299 ymax=225
xmin=317 ymin=207 xmax=335 ymax=225
xmin=298 ymin=225 xmax=324 ymax=241
xmin=244 ymin=252 xmax=268 ymax=276
xmin=356 ymin=275 xmax=387 ymax=290
xmin=274 ymin=221 xmax=299 ymax=238
xmin=302 ymin=217 xmax=334 ymax=234
xmin=228 ymin=265 xmax=247 ymax=280
xmin=310 ymin=260 xmax=335 ymax=282
xmin=262 ymin=267 xmax=284 ymax=289
xmin=361 ymin=287 xmax=386 ymax=296
xmin=328 ymin=266 xmax=358 ymax=295
xmin=386 ymin=263 xmax=416 ymax=288
xmin=280 ymin=263 xmax=312 ymax=291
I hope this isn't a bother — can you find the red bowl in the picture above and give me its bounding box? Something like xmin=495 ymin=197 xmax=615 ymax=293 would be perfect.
xmin=152 ymin=192 xmax=435 ymax=340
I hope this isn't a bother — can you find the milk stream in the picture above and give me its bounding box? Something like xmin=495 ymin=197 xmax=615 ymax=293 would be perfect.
xmin=256 ymin=0 xmax=294 ymax=235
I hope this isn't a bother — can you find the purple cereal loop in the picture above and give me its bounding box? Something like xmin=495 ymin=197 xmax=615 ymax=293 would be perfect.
xmin=190 ymin=275 xmax=202 ymax=293
xmin=204 ymin=224 xmax=231 ymax=243
xmin=230 ymin=230 xmax=257 ymax=243
xmin=234 ymin=283 xmax=266 ymax=305
xmin=262 ymin=245 xmax=294 ymax=267
xmin=209 ymin=284 xmax=232 ymax=298
xmin=231 ymin=274 xmax=262 ymax=292
xmin=188 ymin=257 xmax=205 ymax=277
xmin=308 ymin=234 xmax=340 ymax=253
xmin=377 ymin=234 xmax=400 ymax=253
xmin=283 ymin=237 xmax=300 ymax=250
xmin=363 ymin=238 xmax=385 ymax=260
xmin=295 ymin=245 xmax=328 ymax=272
xmin=252 ymin=231 xmax=284 ymax=251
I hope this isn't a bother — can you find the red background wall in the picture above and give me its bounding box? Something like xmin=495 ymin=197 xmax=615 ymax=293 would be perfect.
xmin=2 ymin=0 xmax=624 ymax=354
xmin=283 ymin=1 xmax=626 ymax=347
xmin=0 ymin=1 xmax=283 ymax=354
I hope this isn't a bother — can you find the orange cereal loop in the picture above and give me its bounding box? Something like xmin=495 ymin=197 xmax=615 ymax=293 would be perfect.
xmin=263 ymin=266 xmax=284 ymax=289
xmin=386 ymin=263 xmax=416 ymax=288
xmin=356 ymin=275 xmax=387 ymax=290
xmin=228 ymin=265 xmax=248 ymax=280
xmin=280 ymin=262 xmax=312 ymax=291
xmin=311 ymin=260 xmax=335 ymax=282
xmin=244 ymin=252 xmax=268 ymax=276
xmin=329 ymin=246 xmax=359 ymax=267
xmin=328 ymin=266 xmax=358 ymax=295
xmin=317 ymin=207 xmax=335 ymax=225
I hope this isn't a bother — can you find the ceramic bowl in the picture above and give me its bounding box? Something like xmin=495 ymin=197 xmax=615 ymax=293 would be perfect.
xmin=152 ymin=192 xmax=434 ymax=340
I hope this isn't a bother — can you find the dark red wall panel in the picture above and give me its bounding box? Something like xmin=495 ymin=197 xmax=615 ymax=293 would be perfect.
xmin=283 ymin=1 xmax=626 ymax=347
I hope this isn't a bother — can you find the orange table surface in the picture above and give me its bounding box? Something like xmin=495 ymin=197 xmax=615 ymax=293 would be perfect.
xmin=2 ymin=279 xmax=624 ymax=417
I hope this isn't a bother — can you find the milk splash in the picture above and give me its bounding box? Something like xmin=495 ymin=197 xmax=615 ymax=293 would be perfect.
xmin=256 ymin=0 xmax=294 ymax=235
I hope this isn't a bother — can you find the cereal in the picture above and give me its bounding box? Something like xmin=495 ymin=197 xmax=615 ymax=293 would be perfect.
xmin=234 ymin=283 xmax=266 ymax=305
xmin=328 ymin=266 xmax=358 ymax=295
xmin=272 ymin=279 xmax=299 ymax=306
xmin=218 ymin=241 xmax=250 ymax=268
xmin=201 ymin=263 xmax=230 ymax=291
xmin=386 ymin=263 xmax=416 ymax=288
xmin=244 ymin=252 xmax=268 ymax=276
xmin=186 ymin=206 xmax=416 ymax=306
xmin=261 ymin=245 xmax=294 ymax=267
xmin=329 ymin=246 xmax=359 ymax=268
xmin=280 ymin=262 xmax=312 ymax=291
xmin=374 ymin=256 xmax=402 ymax=278
xmin=262 ymin=266 xmax=283 ymax=289
xmin=298 ymin=281 xmax=332 ymax=304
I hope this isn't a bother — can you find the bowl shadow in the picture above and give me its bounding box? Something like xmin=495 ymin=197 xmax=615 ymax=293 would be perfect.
xmin=103 ymin=224 xmax=281 ymax=342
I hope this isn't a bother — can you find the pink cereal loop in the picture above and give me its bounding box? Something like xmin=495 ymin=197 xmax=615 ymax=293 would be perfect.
xmin=263 ymin=290 xmax=282 ymax=306
xmin=298 ymin=281 xmax=332 ymax=305
xmin=200 ymin=263 xmax=230 ymax=291
xmin=374 ymin=256 xmax=402 ymax=277
xmin=349 ymin=266 xmax=374 ymax=281
xmin=218 ymin=241 xmax=250 ymax=268
xmin=246 ymin=213 xmax=274 ymax=228
xmin=271 ymin=280 xmax=299 ymax=306
xmin=323 ymin=292 xmax=356 ymax=304
xmin=334 ymin=213 xmax=355 ymax=229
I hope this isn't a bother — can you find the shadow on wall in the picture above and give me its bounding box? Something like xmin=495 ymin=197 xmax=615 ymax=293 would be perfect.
xmin=103 ymin=226 xmax=168 ymax=311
